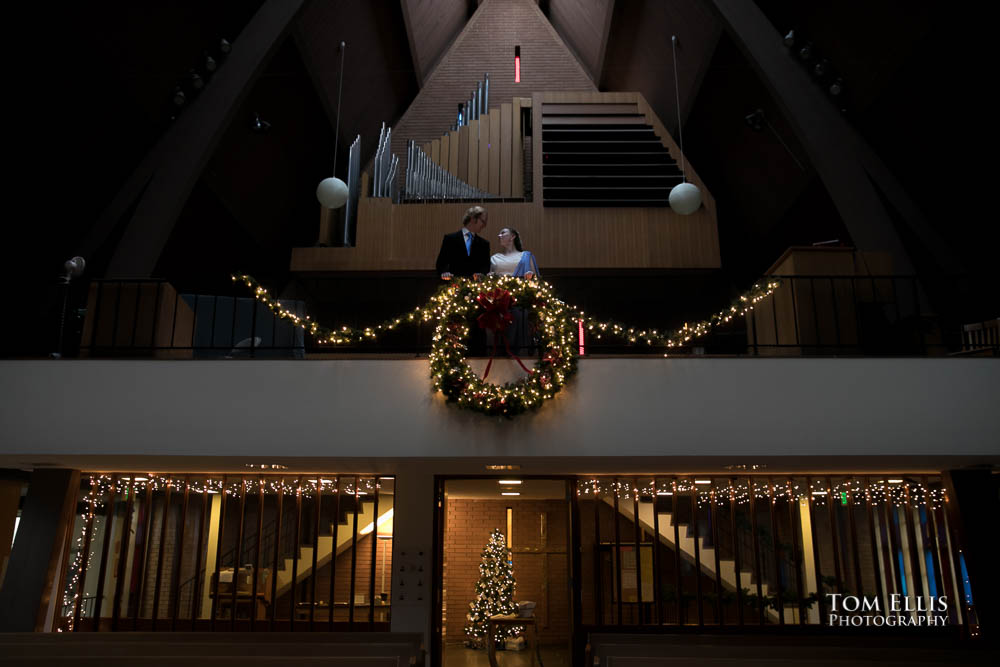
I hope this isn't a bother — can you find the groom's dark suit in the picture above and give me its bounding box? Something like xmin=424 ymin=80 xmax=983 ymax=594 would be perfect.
xmin=435 ymin=229 xmax=490 ymax=277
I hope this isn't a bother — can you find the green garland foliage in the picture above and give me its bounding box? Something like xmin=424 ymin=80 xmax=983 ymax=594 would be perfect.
xmin=232 ymin=273 xmax=780 ymax=418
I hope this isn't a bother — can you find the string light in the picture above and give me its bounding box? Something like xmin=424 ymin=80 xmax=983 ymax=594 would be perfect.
xmin=233 ymin=273 xmax=782 ymax=416
xmin=61 ymin=475 xmax=102 ymax=631
xmin=90 ymin=474 xmax=383 ymax=498
xmin=60 ymin=473 xmax=391 ymax=627
xmin=464 ymin=528 xmax=521 ymax=647
xmin=574 ymin=476 xmax=948 ymax=509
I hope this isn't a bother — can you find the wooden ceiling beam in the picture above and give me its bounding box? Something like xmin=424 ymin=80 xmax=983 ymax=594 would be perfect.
xmin=710 ymin=0 xmax=934 ymax=275
xmin=89 ymin=0 xmax=306 ymax=278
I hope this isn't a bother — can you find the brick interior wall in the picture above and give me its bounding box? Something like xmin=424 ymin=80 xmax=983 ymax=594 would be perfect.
xmin=274 ymin=532 xmax=393 ymax=622
xmin=390 ymin=0 xmax=597 ymax=186
xmin=443 ymin=497 xmax=570 ymax=645
xmin=122 ymin=490 xmax=393 ymax=623
xmin=576 ymin=492 xmax=889 ymax=626
xmin=137 ymin=494 xmax=205 ymax=620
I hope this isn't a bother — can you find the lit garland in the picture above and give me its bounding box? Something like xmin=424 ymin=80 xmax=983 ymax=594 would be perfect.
xmin=71 ymin=474 xmax=383 ymax=499
xmin=232 ymin=273 xmax=781 ymax=416
xmin=429 ymin=275 xmax=577 ymax=416
xmin=465 ymin=528 xmax=521 ymax=648
xmin=576 ymin=477 xmax=948 ymax=510
xmin=579 ymin=279 xmax=782 ymax=350
xmin=60 ymin=472 xmax=390 ymax=625
xmin=232 ymin=273 xmax=780 ymax=351
xmin=61 ymin=475 xmax=102 ymax=630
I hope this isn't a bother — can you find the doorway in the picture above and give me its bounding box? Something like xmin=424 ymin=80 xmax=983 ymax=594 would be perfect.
xmin=435 ymin=478 xmax=574 ymax=667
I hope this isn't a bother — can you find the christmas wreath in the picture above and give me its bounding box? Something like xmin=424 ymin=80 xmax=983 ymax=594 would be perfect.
xmin=233 ymin=273 xmax=780 ymax=418
xmin=429 ymin=275 xmax=578 ymax=417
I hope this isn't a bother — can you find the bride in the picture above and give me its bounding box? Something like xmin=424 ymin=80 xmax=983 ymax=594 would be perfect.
xmin=489 ymin=228 xmax=540 ymax=357
xmin=490 ymin=228 xmax=540 ymax=278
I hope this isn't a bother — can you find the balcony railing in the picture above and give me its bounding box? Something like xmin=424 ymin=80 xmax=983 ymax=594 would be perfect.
xmin=39 ymin=276 xmax=999 ymax=359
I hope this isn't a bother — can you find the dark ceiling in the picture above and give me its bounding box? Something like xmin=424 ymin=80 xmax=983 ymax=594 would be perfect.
xmin=11 ymin=0 xmax=993 ymax=354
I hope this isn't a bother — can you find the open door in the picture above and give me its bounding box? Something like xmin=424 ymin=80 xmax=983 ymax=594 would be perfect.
xmin=434 ymin=477 xmax=575 ymax=666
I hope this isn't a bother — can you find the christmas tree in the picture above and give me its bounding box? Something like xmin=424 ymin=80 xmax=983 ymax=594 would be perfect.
xmin=464 ymin=528 xmax=521 ymax=648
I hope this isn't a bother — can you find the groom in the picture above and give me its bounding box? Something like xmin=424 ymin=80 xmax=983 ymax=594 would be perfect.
xmin=436 ymin=206 xmax=490 ymax=280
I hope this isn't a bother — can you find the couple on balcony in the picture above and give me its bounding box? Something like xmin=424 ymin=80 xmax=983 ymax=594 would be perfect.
xmin=435 ymin=206 xmax=542 ymax=357
xmin=435 ymin=205 xmax=541 ymax=281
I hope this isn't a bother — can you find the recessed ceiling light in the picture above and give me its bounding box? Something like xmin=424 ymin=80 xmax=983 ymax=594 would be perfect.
xmin=498 ymin=480 xmax=522 ymax=485
xmin=694 ymin=479 xmax=711 ymax=485
xmin=486 ymin=464 xmax=521 ymax=471
xmin=811 ymin=491 xmax=828 ymax=495
xmin=888 ymin=479 xmax=903 ymax=483
xmin=501 ymin=492 xmax=520 ymax=496
xmin=656 ymin=491 xmax=673 ymax=496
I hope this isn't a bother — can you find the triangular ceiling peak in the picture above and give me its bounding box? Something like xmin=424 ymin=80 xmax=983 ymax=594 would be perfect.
xmin=390 ymin=0 xmax=597 ymax=176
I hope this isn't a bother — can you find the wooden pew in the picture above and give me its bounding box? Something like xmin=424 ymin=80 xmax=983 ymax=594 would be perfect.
xmin=0 ymin=632 xmax=424 ymax=667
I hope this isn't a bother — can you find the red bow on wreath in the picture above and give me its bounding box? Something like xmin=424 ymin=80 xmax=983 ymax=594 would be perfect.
xmin=475 ymin=288 xmax=531 ymax=379
xmin=475 ymin=288 xmax=515 ymax=331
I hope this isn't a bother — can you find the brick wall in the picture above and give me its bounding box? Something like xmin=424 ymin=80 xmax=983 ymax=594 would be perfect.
xmin=401 ymin=0 xmax=469 ymax=83
xmin=272 ymin=532 xmax=393 ymax=622
xmin=136 ymin=493 xmax=206 ymax=620
xmin=443 ymin=498 xmax=570 ymax=645
xmin=546 ymin=0 xmax=613 ymax=81
xmin=390 ymin=0 xmax=597 ymax=187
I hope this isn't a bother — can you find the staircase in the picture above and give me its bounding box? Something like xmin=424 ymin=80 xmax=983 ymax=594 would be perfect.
xmin=541 ymin=103 xmax=685 ymax=207
xmin=177 ymin=494 xmax=391 ymax=615
xmin=271 ymin=495 xmax=386 ymax=599
xmin=604 ymin=496 xmax=792 ymax=623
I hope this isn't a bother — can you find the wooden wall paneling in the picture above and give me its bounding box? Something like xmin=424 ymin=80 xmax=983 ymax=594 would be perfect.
xmin=467 ymin=120 xmax=479 ymax=188
xmin=317 ymin=206 xmax=333 ymax=245
xmin=458 ymin=126 xmax=470 ymax=182
xmin=449 ymin=130 xmax=460 ymax=178
xmin=500 ymin=102 xmax=513 ymax=197
xmin=489 ymin=109 xmax=501 ymax=195
xmin=440 ymin=134 xmax=450 ymax=173
xmin=542 ymin=116 xmax=647 ymax=126
xmin=512 ymin=98 xmax=523 ymax=198
xmin=543 ymin=91 xmax=638 ymax=104
xmin=532 ymin=93 xmax=544 ymax=207
xmin=288 ymin=91 xmax=725 ymax=273
xmin=79 ymin=282 xmax=194 ymax=358
xmin=431 ymin=139 xmax=440 ymax=166
xmin=479 ymin=112 xmax=490 ymax=191
xmin=290 ymin=203 xmax=721 ymax=272
xmin=647 ymin=210 xmax=669 ymax=266
xmin=626 ymin=208 xmax=643 ymax=266
xmin=421 ymin=142 xmax=431 ymax=155
xmin=635 ymin=92 xmax=715 ymax=212
xmin=635 ymin=208 xmax=651 ymax=266
xmin=541 ymin=103 xmax=639 ymax=114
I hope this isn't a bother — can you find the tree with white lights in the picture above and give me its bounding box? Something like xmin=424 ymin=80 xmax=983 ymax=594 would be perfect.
xmin=464 ymin=528 xmax=520 ymax=647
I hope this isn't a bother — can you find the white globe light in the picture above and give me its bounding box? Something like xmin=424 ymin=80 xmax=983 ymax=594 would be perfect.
xmin=316 ymin=177 xmax=349 ymax=209
xmin=669 ymin=182 xmax=702 ymax=215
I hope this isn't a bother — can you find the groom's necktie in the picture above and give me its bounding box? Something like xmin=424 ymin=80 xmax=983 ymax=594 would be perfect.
xmin=465 ymin=232 xmax=472 ymax=256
